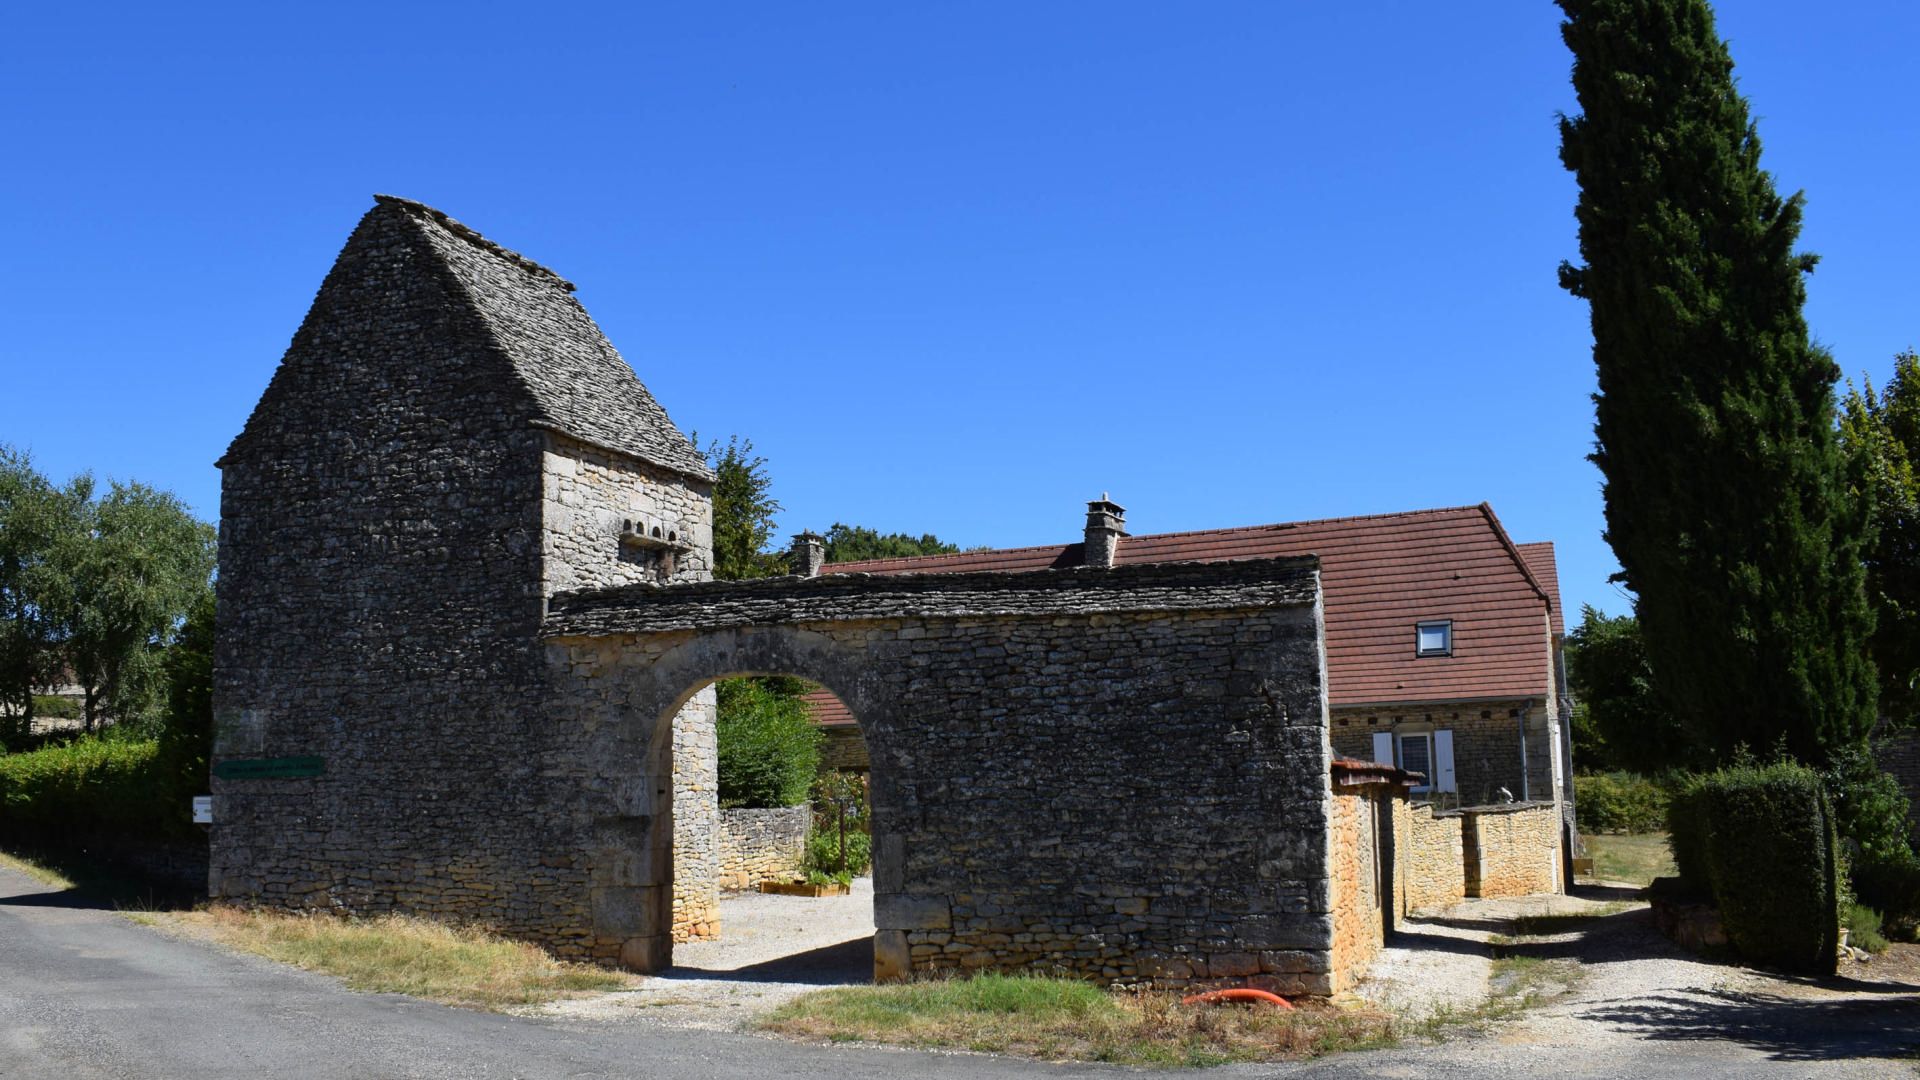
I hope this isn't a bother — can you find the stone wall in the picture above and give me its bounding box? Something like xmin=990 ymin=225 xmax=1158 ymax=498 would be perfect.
xmin=1396 ymin=802 xmax=1465 ymax=914
xmin=819 ymin=725 xmax=870 ymax=773
xmin=544 ymin=558 xmax=1337 ymax=990
xmin=717 ymin=805 xmax=811 ymax=891
xmin=539 ymin=431 xmax=713 ymax=594
xmin=1462 ymin=803 xmax=1561 ymax=898
xmin=1328 ymin=786 xmax=1387 ymax=993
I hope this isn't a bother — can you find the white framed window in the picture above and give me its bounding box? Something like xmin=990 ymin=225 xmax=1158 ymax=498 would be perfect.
xmin=1415 ymin=620 xmax=1453 ymax=657
xmin=1373 ymin=729 xmax=1457 ymax=794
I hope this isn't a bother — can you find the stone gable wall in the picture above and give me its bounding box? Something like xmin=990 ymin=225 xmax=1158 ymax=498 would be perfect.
xmin=717 ymin=806 xmax=811 ymax=891
xmin=213 ymin=208 xmax=573 ymax=936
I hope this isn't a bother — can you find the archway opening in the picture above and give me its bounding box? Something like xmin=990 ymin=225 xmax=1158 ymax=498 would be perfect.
xmin=660 ymin=673 xmax=884 ymax=988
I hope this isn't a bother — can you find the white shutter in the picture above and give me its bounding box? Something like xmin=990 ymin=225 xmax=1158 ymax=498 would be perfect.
xmin=1433 ymin=729 xmax=1457 ymax=793
xmin=1372 ymin=732 xmax=1394 ymax=767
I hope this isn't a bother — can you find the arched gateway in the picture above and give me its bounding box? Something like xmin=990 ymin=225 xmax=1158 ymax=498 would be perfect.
xmin=211 ymin=197 xmax=1349 ymax=994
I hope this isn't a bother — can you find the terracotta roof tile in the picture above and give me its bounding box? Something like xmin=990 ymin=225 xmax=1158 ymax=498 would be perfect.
xmin=1516 ymin=542 xmax=1564 ymax=638
xmin=801 ymin=687 xmax=857 ymax=727
xmin=825 ymin=504 xmax=1555 ymax=708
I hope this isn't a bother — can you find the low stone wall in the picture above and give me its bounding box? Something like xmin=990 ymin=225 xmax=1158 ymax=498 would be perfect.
xmin=716 ymin=806 xmax=810 ymax=892
xmin=1462 ymin=802 xmax=1560 ymax=898
xmin=1397 ymin=802 xmax=1465 ymax=914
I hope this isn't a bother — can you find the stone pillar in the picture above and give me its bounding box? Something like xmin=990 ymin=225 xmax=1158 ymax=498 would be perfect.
xmin=1083 ymin=496 xmax=1127 ymax=569
xmin=790 ymin=532 xmax=827 ymax=577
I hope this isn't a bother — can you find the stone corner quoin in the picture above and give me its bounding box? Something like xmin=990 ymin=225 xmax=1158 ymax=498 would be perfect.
xmin=209 ymin=195 xmax=1351 ymax=993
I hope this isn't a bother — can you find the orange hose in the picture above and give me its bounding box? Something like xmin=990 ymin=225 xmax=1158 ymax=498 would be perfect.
xmin=1180 ymin=987 xmax=1296 ymax=1010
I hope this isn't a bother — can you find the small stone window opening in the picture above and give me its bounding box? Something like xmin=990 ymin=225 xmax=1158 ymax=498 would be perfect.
xmin=1415 ymin=620 xmax=1453 ymax=657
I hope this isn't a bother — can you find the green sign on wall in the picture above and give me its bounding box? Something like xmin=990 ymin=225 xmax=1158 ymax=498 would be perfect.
xmin=213 ymin=755 xmax=326 ymax=780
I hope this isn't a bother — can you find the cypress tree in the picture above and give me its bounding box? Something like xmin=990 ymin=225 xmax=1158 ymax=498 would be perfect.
xmin=1556 ymin=0 xmax=1876 ymax=765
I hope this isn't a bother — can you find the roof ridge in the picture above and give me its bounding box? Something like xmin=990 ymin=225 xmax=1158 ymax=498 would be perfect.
xmin=1475 ymin=503 xmax=1552 ymax=612
xmin=373 ymin=194 xmax=577 ymax=293
xmin=1121 ymin=504 xmax=1486 ymax=544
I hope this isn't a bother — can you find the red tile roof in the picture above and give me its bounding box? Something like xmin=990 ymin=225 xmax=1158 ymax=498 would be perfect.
xmin=824 ymin=503 xmax=1556 ymax=709
xmin=1515 ymin=542 xmax=1564 ymax=638
xmin=801 ymin=687 xmax=857 ymax=727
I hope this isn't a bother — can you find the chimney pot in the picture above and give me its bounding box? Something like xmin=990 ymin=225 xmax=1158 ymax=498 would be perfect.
xmin=789 ymin=532 xmax=827 ymax=577
xmin=1084 ymin=496 xmax=1126 ymax=569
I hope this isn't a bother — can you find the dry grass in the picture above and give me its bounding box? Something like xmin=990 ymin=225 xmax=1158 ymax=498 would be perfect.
xmin=159 ymin=905 xmax=635 ymax=1011
xmin=0 ymin=849 xmax=76 ymax=890
xmin=1586 ymin=832 xmax=1676 ymax=886
xmin=760 ymin=972 xmax=1398 ymax=1067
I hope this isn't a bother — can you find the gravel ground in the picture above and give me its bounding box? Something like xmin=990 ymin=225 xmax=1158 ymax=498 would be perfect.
xmin=528 ymin=877 xmax=877 ymax=1028
xmin=1338 ymin=880 xmax=1920 ymax=1076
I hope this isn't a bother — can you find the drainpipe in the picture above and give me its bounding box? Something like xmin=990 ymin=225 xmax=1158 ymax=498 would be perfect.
xmin=1517 ymin=705 xmax=1531 ymax=803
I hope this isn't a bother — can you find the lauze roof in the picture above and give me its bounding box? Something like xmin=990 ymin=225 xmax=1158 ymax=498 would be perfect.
xmin=823 ymin=504 xmax=1559 ymax=710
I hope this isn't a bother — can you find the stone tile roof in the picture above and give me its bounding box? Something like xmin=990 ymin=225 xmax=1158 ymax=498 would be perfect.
xmin=824 ymin=504 xmax=1557 ymax=709
xmin=378 ymin=197 xmax=713 ymax=480
xmin=1515 ymin=542 xmax=1564 ymax=638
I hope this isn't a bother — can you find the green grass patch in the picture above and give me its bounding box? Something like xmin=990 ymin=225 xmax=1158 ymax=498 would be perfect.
xmin=761 ymin=972 xmax=1397 ymax=1067
xmin=1586 ymin=832 xmax=1676 ymax=886
xmin=160 ymin=906 xmax=634 ymax=1011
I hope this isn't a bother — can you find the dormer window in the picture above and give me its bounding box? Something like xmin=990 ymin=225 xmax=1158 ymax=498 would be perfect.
xmin=1415 ymin=620 xmax=1453 ymax=657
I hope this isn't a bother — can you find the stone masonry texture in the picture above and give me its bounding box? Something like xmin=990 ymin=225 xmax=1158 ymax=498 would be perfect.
xmin=211 ymin=198 xmax=1347 ymax=990
xmin=717 ymin=806 xmax=811 ymax=891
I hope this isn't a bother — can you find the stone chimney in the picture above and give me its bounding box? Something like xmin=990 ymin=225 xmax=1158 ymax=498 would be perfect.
xmin=1083 ymin=494 xmax=1126 ymax=569
xmin=789 ymin=531 xmax=827 ymax=577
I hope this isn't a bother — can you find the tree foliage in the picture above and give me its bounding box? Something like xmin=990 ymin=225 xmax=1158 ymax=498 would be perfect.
xmin=822 ymin=523 xmax=959 ymax=564
xmin=60 ymin=482 xmax=216 ymax=728
xmin=1557 ymin=0 xmax=1876 ymax=767
xmin=702 ymin=436 xmax=786 ymax=581
xmin=714 ymin=676 xmax=820 ymax=808
xmin=0 ymin=448 xmax=213 ymax=741
xmin=1840 ymin=352 xmax=1920 ymax=728
xmin=1565 ymin=605 xmax=1703 ymax=773
xmin=0 ymin=446 xmax=92 ymax=739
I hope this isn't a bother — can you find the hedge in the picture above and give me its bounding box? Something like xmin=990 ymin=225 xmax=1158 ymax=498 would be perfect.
xmin=0 ymin=735 xmax=178 ymax=845
xmin=1574 ymin=771 xmax=1669 ymax=833
xmin=1667 ymin=761 xmax=1838 ymax=973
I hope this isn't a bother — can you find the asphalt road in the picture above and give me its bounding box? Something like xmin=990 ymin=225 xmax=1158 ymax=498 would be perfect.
xmin=0 ymin=865 xmax=1911 ymax=1080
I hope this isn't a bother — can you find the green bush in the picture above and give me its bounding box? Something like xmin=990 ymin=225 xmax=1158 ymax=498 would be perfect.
xmin=1575 ymin=771 xmax=1670 ymax=833
xmin=1672 ymin=760 xmax=1838 ymax=973
xmin=1665 ymin=773 xmax=1711 ymax=889
xmin=803 ymin=824 xmax=872 ymax=885
xmin=1845 ymin=903 xmax=1890 ymax=953
xmin=0 ymin=735 xmax=178 ymax=843
xmin=715 ymin=678 xmax=821 ymax=809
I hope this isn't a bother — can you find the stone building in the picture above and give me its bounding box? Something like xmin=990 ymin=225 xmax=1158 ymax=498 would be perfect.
xmin=211 ymin=196 xmax=1564 ymax=992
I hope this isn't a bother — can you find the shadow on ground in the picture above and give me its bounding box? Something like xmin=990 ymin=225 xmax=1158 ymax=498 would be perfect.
xmin=1579 ymin=989 xmax=1920 ymax=1062
xmin=0 ymin=850 xmax=202 ymax=913
xmin=669 ymin=935 xmax=873 ymax=986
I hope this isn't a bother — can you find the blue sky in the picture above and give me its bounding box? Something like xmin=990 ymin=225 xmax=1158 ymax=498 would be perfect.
xmin=3 ymin=2 xmax=1915 ymax=622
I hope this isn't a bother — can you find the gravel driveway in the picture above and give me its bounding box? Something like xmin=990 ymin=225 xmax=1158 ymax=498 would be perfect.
xmin=529 ymin=878 xmax=877 ymax=1028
